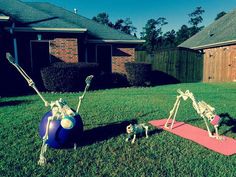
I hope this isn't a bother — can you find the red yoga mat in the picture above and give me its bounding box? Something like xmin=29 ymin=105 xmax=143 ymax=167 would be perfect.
xmin=149 ymin=119 xmax=236 ymax=156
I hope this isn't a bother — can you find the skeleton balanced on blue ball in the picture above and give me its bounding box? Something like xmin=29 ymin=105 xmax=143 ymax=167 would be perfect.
xmin=6 ymin=53 xmax=93 ymax=166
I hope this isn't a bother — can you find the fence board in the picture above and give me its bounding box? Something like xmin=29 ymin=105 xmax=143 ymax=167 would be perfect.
xmin=136 ymin=48 xmax=203 ymax=83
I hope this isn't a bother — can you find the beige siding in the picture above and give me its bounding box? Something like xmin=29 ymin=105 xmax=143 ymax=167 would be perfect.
xmin=203 ymin=45 xmax=236 ymax=82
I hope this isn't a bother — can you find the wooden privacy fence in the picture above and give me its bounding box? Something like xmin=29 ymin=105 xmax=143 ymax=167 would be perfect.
xmin=135 ymin=48 xmax=203 ymax=83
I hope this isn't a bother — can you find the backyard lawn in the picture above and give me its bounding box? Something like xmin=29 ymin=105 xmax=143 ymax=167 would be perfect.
xmin=0 ymin=82 xmax=236 ymax=176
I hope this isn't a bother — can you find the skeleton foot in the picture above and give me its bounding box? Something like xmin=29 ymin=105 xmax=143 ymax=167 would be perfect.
xmin=125 ymin=138 xmax=129 ymax=142
xmin=164 ymin=123 xmax=172 ymax=129
xmin=38 ymin=156 xmax=47 ymax=166
xmin=216 ymin=136 xmax=225 ymax=141
xmin=209 ymin=134 xmax=224 ymax=141
xmin=74 ymin=143 xmax=77 ymax=150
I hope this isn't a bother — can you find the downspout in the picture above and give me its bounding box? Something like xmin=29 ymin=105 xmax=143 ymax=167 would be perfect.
xmin=9 ymin=22 xmax=18 ymax=64
xmin=84 ymin=34 xmax=88 ymax=63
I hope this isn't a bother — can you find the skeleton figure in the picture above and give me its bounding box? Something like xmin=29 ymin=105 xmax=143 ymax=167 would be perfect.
xmin=126 ymin=124 xmax=149 ymax=144
xmin=164 ymin=89 xmax=222 ymax=140
xmin=6 ymin=53 xmax=93 ymax=165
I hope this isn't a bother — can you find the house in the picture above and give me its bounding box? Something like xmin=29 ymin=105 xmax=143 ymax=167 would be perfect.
xmin=0 ymin=0 xmax=144 ymax=81
xmin=179 ymin=9 xmax=236 ymax=82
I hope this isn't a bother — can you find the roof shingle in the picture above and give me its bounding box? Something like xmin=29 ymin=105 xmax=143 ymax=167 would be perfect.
xmin=26 ymin=2 xmax=139 ymax=41
xmin=0 ymin=0 xmax=80 ymax=28
xmin=0 ymin=0 xmax=141 ymax=42
xmin=179 ymin=9 xmax=236 ymax=49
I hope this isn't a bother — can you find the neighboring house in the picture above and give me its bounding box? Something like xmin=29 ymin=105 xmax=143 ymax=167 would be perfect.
xmin=179 ymin=9 xmax=236 ymax=82
xmin=0 ymin=0 xmax=144 ymax=78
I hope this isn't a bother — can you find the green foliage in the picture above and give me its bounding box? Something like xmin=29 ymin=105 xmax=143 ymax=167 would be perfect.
xmin=188 ymin=6 xmax=205 ymax=27
xmin=40 ymin=62 xmax=100 ymax=92
xmin=140 ymin=18 xmax=168 ymax=52
xmin=187 ymin=6 xmax=205 ymax=36
xmin=139 ymin=6 xmax=207 ymax=49
xmin=0 ymin=83 xmax=236 ymax=176
xmin=125 ymin=62 xmax=152 ymax=86
xmin=92 ymin=12 xmax=113 ymax=27
xmin=113 ymin=18 xmax=137 ymax=35
xmin=163 ymin=30 xmax=177 ymax=47
xmin=92 ymin=13 xmax=136 ymax=35
xmin=176 ymin=25 xmax=191 ymax=44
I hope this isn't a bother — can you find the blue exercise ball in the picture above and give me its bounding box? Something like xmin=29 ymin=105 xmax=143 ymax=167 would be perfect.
xmin=39 ymin=111 xmax=83 ymax=149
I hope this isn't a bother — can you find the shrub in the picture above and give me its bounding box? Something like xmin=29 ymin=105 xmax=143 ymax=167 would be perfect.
xmin=125 ymin=62 xmax=152 ymax=86
xmin=92 ymin=72 xmax=129 ymax=89
xmin=41 ymin=62 xmax=100 ymax=92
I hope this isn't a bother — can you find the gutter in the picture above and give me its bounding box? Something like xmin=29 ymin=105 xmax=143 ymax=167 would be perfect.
xmin=186 ymin=39 xmax=236 ymax=50
xmin=88 ymin=39 xmax=145 ymax=44
xmin=10 ymin=23 xmax=19 ymax=64
xmin=0 ymin=15 xmax=10 ymax=21
xmin=4 ymin=27 xmax=87 ymax=33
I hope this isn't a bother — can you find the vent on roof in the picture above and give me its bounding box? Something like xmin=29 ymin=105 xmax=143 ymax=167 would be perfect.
xmin=74 ymin=8 xmax=78 ymax=14
xmin=208 ymin=30 xmax=214 ymax=37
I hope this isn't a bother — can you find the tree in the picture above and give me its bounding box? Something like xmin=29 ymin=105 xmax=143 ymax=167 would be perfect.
xmin=176 ymin=25 xmax=190 ymax=45
xmin=140 ymin=17 xmax=168 ymax=52
xmin=92 ymin=13 xmax=137 ymax=35
xmin=163 ymin=30 xmax=176 ymax=47
xmin=114 ymin=18 xmax=137 ymax=35
xmin=188 ymin=7 xmax=205 ymax=27
xmin=92 ymin=12 xmax=113 ymax=27
xmin=188 ymin=7 xmax=205 ymax=36
xmin=215 ymin=11 xmax=227 ymax=21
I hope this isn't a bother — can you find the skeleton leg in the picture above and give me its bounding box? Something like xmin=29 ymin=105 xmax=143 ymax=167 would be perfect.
xmin=144 ymin=126 xmax=149 ymax=138
xmin=165 ymin=96 xmax=181 ymax=129
xmin=38 ymin=116 xmax=53 ymax=166
xmin=170 ymin=100 xmax=181 ymax=129
xmin=126 ymin=134 xmax=131 ymax=142
xmin=213 ymin=125 xmax=224 ymax=140
xmin=131 ymin=135 xmax=136 ymax=144
xmin=202 ymin=116 xmax=214 ymax=138
xmin=38 ymin=143 xmax=48 ymax=165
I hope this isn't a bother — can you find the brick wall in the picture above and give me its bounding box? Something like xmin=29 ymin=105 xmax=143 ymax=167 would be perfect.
xmin=49 ymin=38 xmax=78 ymax=63
xmin=112 ymin=47 xmax=135 ymax=74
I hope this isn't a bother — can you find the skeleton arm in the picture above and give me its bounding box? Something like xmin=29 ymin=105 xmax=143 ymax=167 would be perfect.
xmin=76 ymin=75 xmax=94 ymax=113
xmin=6 ymin=53 xmax=49 ymax=107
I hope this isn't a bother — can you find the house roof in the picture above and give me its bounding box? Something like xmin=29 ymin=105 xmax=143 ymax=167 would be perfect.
xmin=0 ymin=0 xmax=86 ymax=32
xmin=179 ymin=9 xmax=236 ymax=49
xmin=0 ymin=0 xmax=143 ymax=43
xmin=26 ymin=2 xmax=142 ymax=43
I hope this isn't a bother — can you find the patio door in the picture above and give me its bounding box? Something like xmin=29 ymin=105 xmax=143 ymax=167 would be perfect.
xmin=31 ymin=41 xmax=50 ymax=73
xmin=30 ymin=41 xmax=50 ymax=88
xmin=96 ymin=45 xmax=112 ymax=73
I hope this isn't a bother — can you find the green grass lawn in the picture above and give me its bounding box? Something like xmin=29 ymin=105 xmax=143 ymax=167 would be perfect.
xmin=0 ymin=82 xmax=236 ymax=177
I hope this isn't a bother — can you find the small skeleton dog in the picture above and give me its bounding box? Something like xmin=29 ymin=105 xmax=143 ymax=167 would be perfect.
xmin=164 ymin=89 xmax=222 ymax=140
xmin=126 ymin=124 xmax=149 ymax=144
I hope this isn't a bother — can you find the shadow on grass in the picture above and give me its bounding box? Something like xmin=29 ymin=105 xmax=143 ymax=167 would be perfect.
xmin=79 ymin=119 xmax=137 ymax=146
xmin=219 ymin=113 xmax=236 ymax=134
xmin=148 ymin=128 xmax=163 ymax=136
xmin=150 ymin=70 xmax=180 ymax=86
xmin=137 ymin=109 xmax=161 ymax=119
xmin=0 ymin=100 xmax=32 ymax=107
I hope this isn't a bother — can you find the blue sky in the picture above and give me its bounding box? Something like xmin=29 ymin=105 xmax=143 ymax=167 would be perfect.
xmin=23 ymin=0 xmax=236 ymax=35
